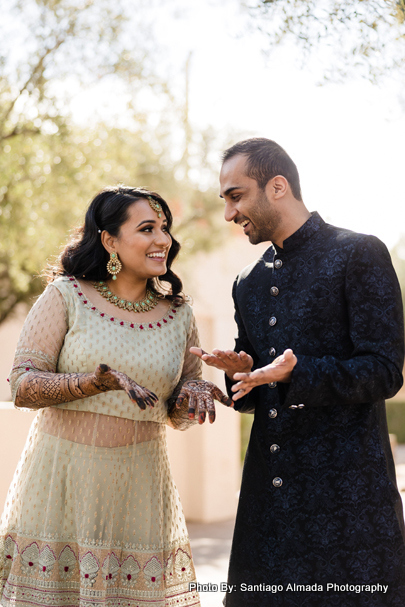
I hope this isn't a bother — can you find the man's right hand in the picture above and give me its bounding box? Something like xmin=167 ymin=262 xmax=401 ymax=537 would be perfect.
xmin=189 ymin=347 xmax=253 ymax=380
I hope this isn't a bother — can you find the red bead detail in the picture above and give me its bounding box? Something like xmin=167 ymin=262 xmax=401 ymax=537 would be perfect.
xmin=130 ymin=324 xmax=134 ymax=328
xmin=73 ymin=284 xmax=78 ymax=288
xmin=109 ymin=573 xmax=112 ymax=579
xmin=120 ymin=322 xmax=124 ymax=326
xmin=78 ymin=292 xmax=83 ymax=296
xmin=151 ymin=577 xmax=156 ymax=582
xmin=29 ymin=562 xmax=33 ymax=567
xmin=157 ymin=322 xmax=161 ymax=327
xmin=127 ymin=574 xmax=132 ymax=580
xmin=85 ymin=574 xmax=89 ymax=578
xmin=91 ymin=307 xmax=96 ymax=311
xmin=26 ymin=367 xmax=30 ymax=371
xmin=163 ymin=319 xmax=167 ymax=323
xmin=6 ymin=378 xmax=9 ymax=382
xmin=149 ymin=323 xmax=153 ymax=328
xmin=172 ymin=309 xmax=177 ymax=313
xmin=181 ymin=567 xmax=185 ymax=571
xmin=64 ymin=566 xmax=69 ymax=572
xmin=169 ymin=316 xmax=173 ymax=319
xmin=110 ymin=317 xmax=114 ymax=321
xmin=100 ymin=313 xmax=105 ymax=317
xmin=83 ymin=300 xmax=87 ymax=304
xmin=140 ymin=325 xmax=144 ymax=329
xmin=69 ymin=277 xmax=74 ymax=281
xmin=43 ymin=566 xmax=46 ymax=572
xmin=6 ymin=555 xmax=12 ymax=559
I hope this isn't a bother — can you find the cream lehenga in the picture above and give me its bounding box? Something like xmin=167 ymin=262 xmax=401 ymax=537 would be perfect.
xmin=0 ymin=276 xmax=201 ymax=607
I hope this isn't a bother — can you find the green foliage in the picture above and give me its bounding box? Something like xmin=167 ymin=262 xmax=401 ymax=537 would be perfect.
xmin=386 ymin=400 xmax=405 ymax=444
xmin=0 ymin=122 xmax=225 ymax=323
xmin=248 ymin=0 xmax=405 ymax=82
xmin=391 ymin=234 xmax=405 ymax=318
xmin=240 ymin=413 xmax=254 ymax=462
xmin=0 ymin=0 xmax=228 ymax=324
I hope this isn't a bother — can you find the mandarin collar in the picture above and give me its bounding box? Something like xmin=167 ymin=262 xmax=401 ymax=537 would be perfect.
xmin=272 ymin=211 xmax=324 ymax=255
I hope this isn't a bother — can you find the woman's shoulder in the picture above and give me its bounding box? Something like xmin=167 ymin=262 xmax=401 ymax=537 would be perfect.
xmin=47 ymin=274 xmax=74 ymax=296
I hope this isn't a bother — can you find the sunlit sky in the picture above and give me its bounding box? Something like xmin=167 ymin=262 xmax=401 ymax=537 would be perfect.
xmin=69 ymin=0 xmax=405 ymax=249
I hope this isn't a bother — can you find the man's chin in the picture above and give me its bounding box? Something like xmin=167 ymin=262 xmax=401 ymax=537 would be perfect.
xmin=248 ymin=231 xmax=264 ymax=245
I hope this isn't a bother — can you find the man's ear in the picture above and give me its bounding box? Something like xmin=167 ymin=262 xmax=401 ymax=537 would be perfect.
xmin=269 ymin=175 xmax=289 ymax=199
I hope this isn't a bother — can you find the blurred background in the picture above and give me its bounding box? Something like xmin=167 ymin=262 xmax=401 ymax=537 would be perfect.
xmin=1 ymin=1 xmax=405 ymax=605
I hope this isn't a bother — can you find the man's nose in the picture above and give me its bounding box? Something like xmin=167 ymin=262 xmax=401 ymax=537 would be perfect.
xmin=224 ymin=202 xmax=237 ymax=223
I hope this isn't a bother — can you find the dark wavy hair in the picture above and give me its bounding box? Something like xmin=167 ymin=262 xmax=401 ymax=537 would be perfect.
xmin=48 ymin=185 xmax=185 ymax=304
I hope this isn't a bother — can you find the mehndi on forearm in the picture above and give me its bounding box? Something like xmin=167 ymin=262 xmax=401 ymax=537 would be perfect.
xmin=15 ymin=371 xmax=108 ymax=410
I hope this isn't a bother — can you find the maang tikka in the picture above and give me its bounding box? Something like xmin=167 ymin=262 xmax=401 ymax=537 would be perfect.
xmin=148 ymin=196 xmax=162 ymax=218
xmin=107 ymin=251 xmax=122 ymax=280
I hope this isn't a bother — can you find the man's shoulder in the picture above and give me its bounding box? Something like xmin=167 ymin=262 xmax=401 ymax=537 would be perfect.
xmin=235 ymin=247 xmax=274 ymax=286
xmin=321 ymin=222 xmax=389 ymax=256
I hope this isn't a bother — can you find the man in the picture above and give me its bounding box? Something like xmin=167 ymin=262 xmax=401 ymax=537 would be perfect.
xmin=191 ymin=138 xmax=405 ymax=606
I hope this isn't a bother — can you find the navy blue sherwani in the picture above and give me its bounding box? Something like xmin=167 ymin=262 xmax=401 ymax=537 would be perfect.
xmin=224 ymin=212 xmax=405 ymax=606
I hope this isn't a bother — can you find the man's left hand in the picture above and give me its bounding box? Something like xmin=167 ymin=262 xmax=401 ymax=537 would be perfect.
xmin=232 ymin=349 xmax=297 ymax=401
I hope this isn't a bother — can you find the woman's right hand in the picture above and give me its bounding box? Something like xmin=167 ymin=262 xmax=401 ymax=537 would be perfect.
xmin=93 ymin=364 xmax=158 ymax=410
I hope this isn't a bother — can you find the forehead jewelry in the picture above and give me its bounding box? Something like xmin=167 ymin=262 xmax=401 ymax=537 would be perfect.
xmin=147 ymin=196 xmax=162 ymax=218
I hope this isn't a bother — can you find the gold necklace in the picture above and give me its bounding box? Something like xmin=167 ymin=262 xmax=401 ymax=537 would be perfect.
xmin=93 ymin=281 xmax=159 ymax=312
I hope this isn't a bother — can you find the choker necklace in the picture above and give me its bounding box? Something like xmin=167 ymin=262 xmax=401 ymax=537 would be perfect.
xmin=93 ymin=281 xmax=159 ymax=312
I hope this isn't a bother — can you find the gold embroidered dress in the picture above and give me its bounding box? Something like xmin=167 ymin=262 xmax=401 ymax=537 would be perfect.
xmin=0 ymin=276 xmax=201 ymax=607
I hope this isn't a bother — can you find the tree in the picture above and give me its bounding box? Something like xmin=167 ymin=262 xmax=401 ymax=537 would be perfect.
xmin=0 ymin=0 xmax=227 ymax=324
xmin=246 ymin=0 xmax=405 ymax=82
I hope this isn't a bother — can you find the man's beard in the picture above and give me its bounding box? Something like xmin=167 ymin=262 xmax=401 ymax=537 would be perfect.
xmin=247 ymin=190 xmax=281 ymax=245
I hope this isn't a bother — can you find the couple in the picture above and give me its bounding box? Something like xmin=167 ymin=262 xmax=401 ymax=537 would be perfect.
xmin=0 ymin=138 xmax=404 ymax=607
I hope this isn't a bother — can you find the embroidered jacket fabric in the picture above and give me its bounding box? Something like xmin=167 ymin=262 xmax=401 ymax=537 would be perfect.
xmin=224 ymin=212 xmax=405 ymax=606
xmin=0 ymin=277 xmax=202 ymax=607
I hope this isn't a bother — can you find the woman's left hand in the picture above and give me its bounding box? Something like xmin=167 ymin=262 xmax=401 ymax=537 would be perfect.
xmin=176 ymin=380 xmax=233 ymax=424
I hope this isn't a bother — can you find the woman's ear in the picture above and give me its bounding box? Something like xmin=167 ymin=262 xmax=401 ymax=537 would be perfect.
xmin=101 ymin=231 xmax=116 ymax=254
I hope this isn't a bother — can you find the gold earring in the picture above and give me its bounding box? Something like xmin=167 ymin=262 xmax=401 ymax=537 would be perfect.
xmin=106 ymin=251 xmax=122 ymax=280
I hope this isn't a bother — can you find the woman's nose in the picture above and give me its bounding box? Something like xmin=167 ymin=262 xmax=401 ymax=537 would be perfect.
xmin=155 ymin=230 xmax=171 ymax=246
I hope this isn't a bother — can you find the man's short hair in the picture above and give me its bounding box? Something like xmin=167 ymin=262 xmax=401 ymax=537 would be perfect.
xmin=222 ymin=138 xmax=303 ymax=201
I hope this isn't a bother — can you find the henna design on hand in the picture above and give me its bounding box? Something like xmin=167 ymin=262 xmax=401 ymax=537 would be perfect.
xmin=15 ymin=363 xmax=158 ymax=410
xmin=176 ymin=380 xmax=233 ymax=424
xmin=93 ymin=364 xmax=158 ymax=410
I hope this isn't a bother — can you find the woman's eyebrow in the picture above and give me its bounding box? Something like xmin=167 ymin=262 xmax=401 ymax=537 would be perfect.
xmin=136 ymin=219 xmax=168 ymax=227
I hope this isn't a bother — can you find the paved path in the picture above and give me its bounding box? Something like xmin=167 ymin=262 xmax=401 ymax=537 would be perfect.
xmin=188 ymin=448 xmax=405 ymax=607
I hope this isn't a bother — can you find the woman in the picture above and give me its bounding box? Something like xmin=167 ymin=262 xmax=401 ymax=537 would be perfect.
xmin=0 ymin=186 xmax=231 ymax=607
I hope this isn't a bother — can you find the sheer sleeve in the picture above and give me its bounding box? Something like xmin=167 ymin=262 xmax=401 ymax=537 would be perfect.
xmin=167 ymin=312 xmax=202 ymax=429
xmin=8 ymin=284 xmax=68 ymax=405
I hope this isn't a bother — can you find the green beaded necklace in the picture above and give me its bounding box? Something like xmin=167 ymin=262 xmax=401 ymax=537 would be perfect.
xmin=93 ymin=281 xmax=159 ymax=312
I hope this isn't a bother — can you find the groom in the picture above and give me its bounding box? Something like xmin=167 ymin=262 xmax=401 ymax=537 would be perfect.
xmin=192 ymin=138 xmax=405 ymax=606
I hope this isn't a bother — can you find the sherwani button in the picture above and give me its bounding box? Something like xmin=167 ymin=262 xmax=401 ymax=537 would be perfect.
xmin=274 ymin=259 xmax=283 ymax=269
xmin=268 ymin=408 xmax=277 ymax=418
xmin=269 ymin=316 xmax=277 ymax=326
xmin=269 ymin=347 xmax=276 ymax=356
xmin=272 ymin=477 xmax=283 ymax=487
xmin=268 ymin=381 xmax=277 ymax=388
xmin=270 ymin=286 xmax=279 ymax=296
xmin=270 ymin=444 xmax=280 ymax=454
